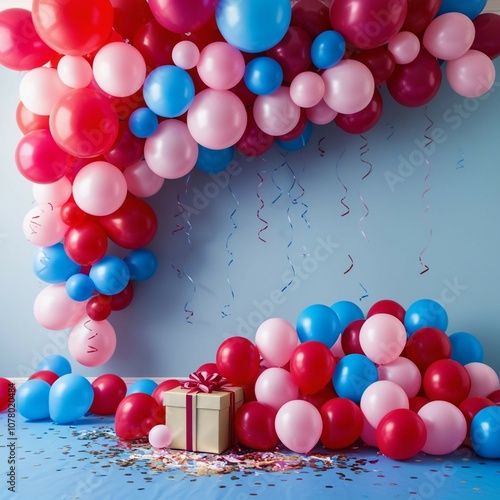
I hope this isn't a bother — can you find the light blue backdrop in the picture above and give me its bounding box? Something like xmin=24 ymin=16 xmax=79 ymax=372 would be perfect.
xmin=1 ymin=58 xmax=499 ymax=379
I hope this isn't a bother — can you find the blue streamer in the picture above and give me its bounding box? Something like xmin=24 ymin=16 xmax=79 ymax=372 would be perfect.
xmin=359 ymin=283 xmax=369 ymax=301
xmin=456 ymin=149 xmax=465 ymax=169
xmin=256 ymin=170 xmax=268 ymax=243
xmin=386 ymin=122 xmax=395 ymax=141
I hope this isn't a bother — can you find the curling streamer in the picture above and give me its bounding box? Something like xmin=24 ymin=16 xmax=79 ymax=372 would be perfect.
xmin=386 ymin=122 xmax=395 ymax=141
xmin=318 ymin=136 xmax=326 ymax=156
xmin=456 ymin=149 xmax=464 ymax=169
xmin=256 ymin=167 xmax=268 ymax=243
xmin=358 ymin=135 xmax=372 ymax=240
xmin=344 ymin=254 xmax=354 ymax=275
xmin=335 ymin=148 xmax=349 ymax=217
xmin=359 ymin=283 xmax=369 ymax=301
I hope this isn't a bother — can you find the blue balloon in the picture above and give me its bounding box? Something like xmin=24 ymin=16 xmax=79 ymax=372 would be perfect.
xmin=89 ymin=256 xmax=130 ymax=295
xmin=275 ymin=120 xmax=313 ymax=152
xmin=449 ymin=331 xmax=484 ymax=365
xmin=470 ymin=406 xmax=500 ymax=458
xmin=437 ymin=0 xmax=487 ymax=19
xmin=216 ymin=0 xmax=292 ymax=53
xmin=129 ymin=107 xmax=158 ymax=138
xmin=332 ymin=354 xmax=378 ymax=403
xmin=196 ymin=144 xmax=235 ymax=174
xmin=311 ymin=30 xmax=346 ymax=69
xmin=124 ymin=249 xmax=158 ymax=281
xmin=49 ymin=374 xmax=94 ymax=424
xmin=126 ymin=378 xmax=158 ymax=396
xmin=143 ymin=65 xmax=195 ymax=118
xmin=404 ymin=299 xmax=448 ymax=336
xmin=296 ymin=303 xmax=341 ymax=348
xmin=35 ymin=354 xmax=72 ymax=377
xmin=244 ymin=57 xmax=283 ymax=95
xmin=66 ymin=273 xmax=95 ymax=301
xmin=32 ymin=243 xmax=80 ymax=284
xmin=331 ymin=300 xmax=365 ymax=332
xmin=15 ymin=380 xmax=50 ymax=421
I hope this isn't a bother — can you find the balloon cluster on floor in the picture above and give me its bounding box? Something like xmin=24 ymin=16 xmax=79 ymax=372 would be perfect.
xmin=0 ymin=0 xmax=499 ymax=368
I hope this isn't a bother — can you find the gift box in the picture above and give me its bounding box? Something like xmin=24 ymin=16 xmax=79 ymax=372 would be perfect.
xmin=163 ymin=373 xmax=244 ymax=454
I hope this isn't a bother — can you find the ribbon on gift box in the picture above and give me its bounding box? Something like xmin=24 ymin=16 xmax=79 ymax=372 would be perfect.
xmin=181 ymin=371 xmax=237 ymax=452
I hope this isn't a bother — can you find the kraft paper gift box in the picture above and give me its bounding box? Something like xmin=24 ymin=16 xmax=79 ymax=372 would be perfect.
xmin=163 ymin=383 xmax=244 ymax=454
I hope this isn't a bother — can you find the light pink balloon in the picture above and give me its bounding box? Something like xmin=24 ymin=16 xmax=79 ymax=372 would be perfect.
xmin=72 ymin=161 xmax=128 ymax=216
xmin=22 ymin=203 xmax=69 ymax=246
xmin=464 ymin=362 xmax=500 ymax=397
xmin=377 ymin=356 xmax=422 ymax=398
xmin=275 ymin=400 xmax=322 ymax=453
xmin=68 ymin=316 xmax=117 ymax=367
xmin=360 ymin=380 xmax=409 ymax=429
xmin=418 ymin=401 xmax=467 ymax=455
xmin=388 ymin=31 xmax=420 ymax=65
xmin=446 ymin=49 xmax=496 ymax=98
xmin=32 ymin=177 xmax=72 ymax=207
xmin=305 ymin=99 xmax=338 ymax=125
xmin=149 ymin=424 xmax=173 ymax=448
xmin=322 ymin=59 xmax=375 ymax=114
xmin=253 ymin=86 xmax=301 ymax=136
xmin=423 ymin=12 xmax=475 ymax=61
xmin=33 ymin=284 xmax=87 ymax=330
xmin=123 ymin=159 xmax=165 ymax=197
xmin=290 ymin=71 xmax=325 ymax=108
xmin=359 ymin=313 xmax=407 ymax=365
xmin=57 ymin=55 xmax=93 ymax=89
xmin=144 ymin=119 xmax=198 ymax=179
xmin=254 ymin=367 xmax=299 ymax=413
xmin=93 ymin=42 xmax=147 ymax=97
xmin=172 ymin=40 xmax=200 ymax=70
xmin=187 ymin=89 xmax=247 ymax=149
xmin=330 ymin=334 xmax=345 ymax=359
xmin=197 ymin=41 xmax=245 ymax=90
xmin=255 ymin=318 xmax=299 ymax=367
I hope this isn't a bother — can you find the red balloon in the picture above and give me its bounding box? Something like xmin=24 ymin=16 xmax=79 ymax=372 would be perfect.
xmin=110 ymin=282 xmax=135 ymax=311
xmin=16 ymin=102 xmax=49 ymax=135
xmin=409 ymin=396 xmax=430 ymax=413
xmin=111 ymin=88 xmax=147 ymax=121
xmin=386 ymin=48 xmax=442 ymax=108
xmin=276 ymin=109 xmax=309 ymax=142
xmin=29 ymin=370 xmax=59 ymax=386
xmin=235 ymin=111 xmax=275 ymax=157
xmin=488 ymin=389 xmax=500 ymax=405
xmin=60 ymin=197 xmax=90 ymax=227
xmin=422 ymin=359 xmax=471 ymax=406
xmin=367 ymin=299 xmax=406 ymax=323
xmin=110 ymin=0 xmax=153 ymax=41
xmin=98 ymin=195 xmax=158 ymax=249
xmin=471 ymin=13 xmax=500 ymax=60
xmin=63 ymin=220 xmax=108 ymax=266
xmin=334 ymin=87 xmax=383 ymax=134
xmin=404 ymin=327 xmax=452 ymax=374
xmin=376 ymin=408 xmax=427 ymax=460
xmin=0 ymin=378 xmax=14 ymax=412
xmin=301 ymin=380 xmax=338 ymax=410
xmin=235 ymin=401 xmax=278 ymax=451
xmin=341 ymin=319 xmax=365 ymax=356
xmin=115 ymin=393 xmax=164 ymax=440
xmin=104 ymin=120 xmax=145 ymax=170
xmin=458 ymin=396 xmax=495 ymax=436
xmin=90 ymin=374 xmax=127 ymax=415
xmin=401 ymin=0 xmax=442 ymax=34
xmin=196 ymin=363 xmax=219 ymax=375
xmin=290 ymin=341 xmax=336 ymax=396
xmin=291 ymin=0 xmax=331 ymax=40
xmin=242 ymin=365 xmax=267 ymax=403
xmin=216 ymin=337 xmax=261 ymax=387
xmin=351 ymin=46 xmax=396 ymax=86
xmin=230 ymin=78 xmax=258 ymax=108
xmin=86 ymin=294 xmax=113 ymax=321
xmin=320 ymin=397 xmax=364 ymax=449
xmin=152 ymin=379 xmax=181 ymax=407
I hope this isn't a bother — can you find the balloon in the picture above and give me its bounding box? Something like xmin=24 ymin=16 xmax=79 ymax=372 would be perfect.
xmin=151 ymin=379 xmax=181 ymax=407
xmin=89 ymin=374 xmax=127 ymax=415
xmin=291 ymin=0 xmax=331 ymax=40
xmin=449 ymin=331 xmax=484 ymax=365
xmin=32 ymin=0 xmax=113 ymax=56
xmin=244 ymin=57 xmax=284 ymax=96
xmin=110 ymin=282 xmax=135 ymax=311
xmin=32 ymin=177 xmax=72 ymax=207
xmin=471 ymin=13 xmax=500 ymax=60
xmin=235 ymin=401 xmax=279 ymax=451
xmin=149 ymin=424 xmax=173 ymax=448
xmin=360 ymin=415 xmax=378 ymax=447
xmin=290 ymin=341 xmax=336 ymax=396
xmin=127 ymin=379 xmax=159 ymax=396
xmin=15 ymin=380 xmax=51 ymax=421
xmin=215 ymin=0 xmax=292 ymax=53
xmin=86 ymin=294 xmax=112 ymax=321
xmin=254 ymin=318 xmax=298 ymax=368
xmin=446 ymin=49 xmax=496 ymax=98
xmin=305 ymin=99 xmax=338 ymax=125
xmin=437 ymin=0 xmax=487 ymax=20
xmin=29 ymin=370 xmax=59 ymax=386
xmin=488 ymin=389 xmax=500 ymax=405
xmin=322 ymin=59 xmax=375 ymax=114
xmin=409 ymin=396 xmax=431 ymax=413
xmin=404 ymin=327 xmax=452 ymax=374
xmin=464 ymin=362 xmax=500 ymax=398
xmin=35 ymin=355 xmax=72 ymax=377
xmin=196 ymin=145 xmax=235 ymax=174
xmin=216 ymin=336 xmax=261 ymax=387
xmin=311 ymin=30 xmax=346 ymax=69
xmin=110 ymin=0 xmax=153 ymax=41
xmin=57 ymin=55 xmax=93 ymax=89
xmin=376 ymin=408 xmax=427 ymax=460
xmin=367 ymin=299 xmax=405 ymax=323
xmin=275 ymin=400 xmax=322 ymax=453
xmin=320 ymin=398 xmax=364 ymax=449
xmin=330 ymin=300 xmax=364 ymax=332
xmin=341 ymin=319 xmax=366 ymax=355
xmin=49 ymin=373 xmax=94 ymax=424
xmin=386 ymin=49 xmax=443 ymax=107
xmin=387 ymin=31 xmax=420 ymax=65
xmin=290 ymin=71 xmax=325 ymax=108
xmin=144 ymin=119 xmax=198 ymax=179
xmin=124 ymin=249 xmax=158 ymax=281
xmin=296 ymin=304 xmax=341 ymax=348
xmin=351 ymin=45 xmax=396 ymax=86
xmin=329 ymin=0 xmax=408 ymax=50
xmin=123 ymin=160 xmax=165 ymax=198
xmin=68 ymin=317 xmax=117 ymax=367
xmin=64 ymin=220 xmax=108 ymax=266
xmin=32 ymin=243 xmax=81 ymax=284
xmin=254 ymin=367 xmax=299 ymax=413
xmin=378 ymin=357 xmax=422 ymax=399
xmin=115 ymin=393 xmax=164 ymax=440
xmin=418 ymin=400 xmax=467 ymax=455
xmin=60 ymin=196 xmax=89 ymax=227
xmin=16 ymin=101 xmax=50 ymax=135
xmin=275 ymin=120 xmax=312 ymax=152
xmin=404 ymin=298 xmax=449 ymax=335
xmin=300 ymin=380 xmax=338 ymax=411
xmin=128 ymin=107 xmax=159 ymax=139
xmin=172 ymin=40 xmax=200 ymax=70
xmin=332 ymin=353 xmax=379 ymax=403
xmin=105 ymin=121 xmax=146 ymax=170
xmin=458 ymin=396 xmax=495 ymax=436
xmin=401 ymin=0 xmax=443 ymax=34
xmin=359 ymin=313 xmax=407 ymax=365
xmin=89 ymin=256 xmax=131 ymax=295
xmin=470 ymin=406 xmax=500 ymax=458
xmin=235 ymin=111 xmax=275 ymax=157
xmin=422 ymin=359 xmax=471 ymax=405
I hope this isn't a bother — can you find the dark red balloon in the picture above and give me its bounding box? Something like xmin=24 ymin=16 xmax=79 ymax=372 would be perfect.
xmin=301 ymin=380 xmax=338 ymax=410
xmin=404 ymin=327 xmax=452 ymax=374
xmin=291 ymin=0 xmax=331 ymax=39
xmin=86 ymin=294 xmax=113 ymax=321
xmin=401 ymin=0 xmax=442 ymax=34
xmin=216 ymin=337 xmax=261 ymax=387
xmin=235 ymin=401 xmax=278 ymax=451
xmin=320 ymin=397 xmax=364 ymax=449
xmin=341 ymin=319 xmax=365 ymax=355
xmin=110 ymin=282 xmax=135 ymax=311
xmin=459 ymin=396 xmax=495 ymax=436
xmin=471 ymin=13 xmax=500 ymax=60
xmin=90 ymin=374 xmax=127 ymax=415
xmin=28 ymin=370 xmax=59 ymax=386
xmin=276 ymin=109 xmax=308 ymax=142
xmin=351 ymin=46 xmax=396 ymax=86
xmin=488 ymin=389 xmax=500 ymax=405
xmin=64 ymin=220 xmax=108 ymax=266
xmin=115 ymin=393 xmax=164 ymax=440
xmin=409 ymin=396 xmax=430 ymax=413
xmin=152 ymin=379 xmax=181 ymax=407
xmin=103 ymin=120 xmax=145 ymax=169
xmin=235 ymin=110 xmax=275 ymax=157
xmin=367 ymin=299 xmax=406 ymax=323
xmin=422 ymin=359 xmax=471 ymax=406
xmin=110 ymin=0 xmax=153 ymax=41
xmin=0 ymin=378 xmax=14 ymax=412
xmin=334 ymin=87 xmax=383 ymax=134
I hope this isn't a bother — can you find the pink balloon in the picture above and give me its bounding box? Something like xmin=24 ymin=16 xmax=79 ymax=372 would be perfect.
xmin=423 ymin=12 xmax=475 ymax=61
xmin=22 ymin=203 xmax=69 ymax=246
xmin=359 ymin=313 xmax=406 ymax=365
xmin=144 ymin=119 xmax=198 ymax=178
xmin=388 ymin=31 xmax=420 ymax=65
xmin=172 ymin=40 xmax=200 ymax=70
xmin=33 ymin=177 xmax=72 ymax=207
xmin=68 ymin=316 xmax=117 ymax=367
xmin=360 ymin=414 xmax=378 ymax=447
xmin=330 ymin=334 xmax=345 ymax=359
xmin=253 ymin=86 xmax=301 ymax=136
xmin=187 ymin=89 xmax=247 ymax=149
xmin=377 ymin=356 xmax=422 ymax=398
xmin=33 ymin=284 xmax=88 ymax=330
xmin=446 ymin=49 xmax=496 ymax=98
xmin=57 ymin=56 xmax=93 ymax=89
xmin=290 ymin=71 xmax=325 ymax=108
xmin=418 ymin=401 xmax=467 ymax=455
xmin=464 ymin=362 xmax=500 ymax=398
xmin=275 ymin=400 xmax=322 ymax=453
xmin=123 ymin=159 xmax=165 ymax=198
xmin=255 ymin=318 xmax=299 ymax=367
xmin=305 ymin=99 xmax=338 ymax=125
xmin=322 ymin=59 xmax=375 ymax=114
xmin=72 ymin=161 xmax=128 ymax=216
xmin=149 ymin=424 xmax=173 ymax=448
xmin=360 ymin=380 xmax=409 ymax=429
xmin=254 ymin=367 xmax=299 ymax=413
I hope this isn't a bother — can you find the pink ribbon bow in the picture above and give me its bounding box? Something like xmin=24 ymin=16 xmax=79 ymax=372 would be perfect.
xmin=181 ymin=371 xmax=229 ymax=393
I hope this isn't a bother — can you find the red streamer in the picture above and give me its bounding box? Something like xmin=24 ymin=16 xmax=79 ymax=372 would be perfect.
xmin=344 ymin=254 xmax=354 ymax=275
xmin=335 ymin=149 xmax=349 ymax=217
xmin=358 ymin=135 xmax=372 ymax=240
